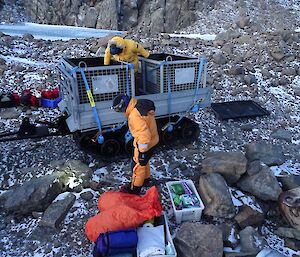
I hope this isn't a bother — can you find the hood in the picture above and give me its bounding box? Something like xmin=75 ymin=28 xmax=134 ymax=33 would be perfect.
xmin=108 ymin=36 xmax=126 ymax=49
xmin=135 ymin=99 xmax=156 ymax=116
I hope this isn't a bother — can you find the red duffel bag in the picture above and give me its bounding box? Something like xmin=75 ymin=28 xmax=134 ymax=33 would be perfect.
xmin=85 ymin=186 xmax=162 ymax=242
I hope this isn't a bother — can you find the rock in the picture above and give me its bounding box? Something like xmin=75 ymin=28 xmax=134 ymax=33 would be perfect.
xmin=2 ymin=174 xmax=62 ymax=215
xmin=40 ymin=193 xmax=76 ymax=228
xmin=212 ymin=51 xmax=228 ymax=65
xmin=271 ymin=128 xmax=293 ymax=142
xmin=246 ymin=160 xmax=262 ymax=176
xmin=0 ymin=108 xmax=20 ymax=119
xmin=217 ymin=223 xmax=239 ymax=248
xmin=285 ymin=238 xmax=300 ymax=252
xmin=278 ymin=76 xmax=290 ymax=85
xmin=199 ymin=173 xmax=236 ymax=218
xmin=83 ymin=7 xmax=99 ymax=28
xmin=22 ymin=33 xmax=34 ymax=41
xmin=274 ymin=227 xmax=300 ymax=241
xmin=96 ymin=0 xmax=118 ymax=29
xmin=293 ymin=87 xmax=300 ymax=96
xmin=213 ymin=40 xmax=225 ymax=47
xmin=240 ymin=226 xmax=266 ymax=254
xmin=80 ymin=191 xmax=93 ymax=201
xmin=278 ymin=187 xmax=300 ymax=230
xmin=278 ymin=175 xmax=300 ymax=191
xmin=236 ymin=16 xmax=251 ymax=29
xmin=215 ymin=29 xmax=240 ymax=42
xmin=227 ymin=66 xmax=245 ymax=75
xmin=269 ymin=47 xmax=285 ymax=61
xmin=237 ymin=165 xmax=282 ymax=201
xmin=243 ymin=74 xmax=257 ymax=85
xmin=0 ymin=57 xmax=5 ymax=65
xmin=261 ymin=68 xmax=272 ymax=79
xmin=235 ymin=35 xmax=254 ymax=45
xmin=282 ymin=67 xmax=297 ymax=76
xmin=245 ymin=141 xmax=286 ymax=166
xmin=234 ymin=205 xmax=264 ymax=229
xmin=201 ymin=151 xmax=247 ymax=184
xmin=57 ymin=160 xmax=92 ymax=191
xmin=174 ymin=223 xmax=223 ymax=257
xmin=240 ymin=123 xmax=254 ymax=131
xmin=122 ymin=1 xmax=139 ymax=28
xmin=221 ymin=43 xmax=234 ymax=55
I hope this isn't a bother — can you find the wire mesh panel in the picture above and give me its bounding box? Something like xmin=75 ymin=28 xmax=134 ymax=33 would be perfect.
xmin=141 ymin=53 xmax=202 ymax=94
xmin=60 ymin=57 xmax=134 ymax=104
xmin=162 ymin=62 xmax=200 ymax=93
xmin=75 ymin=67 xmax=133 ymax=104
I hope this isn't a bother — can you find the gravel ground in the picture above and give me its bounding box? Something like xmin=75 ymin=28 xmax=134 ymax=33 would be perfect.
xmin=0 ymin=0 xmax=300 ymax=256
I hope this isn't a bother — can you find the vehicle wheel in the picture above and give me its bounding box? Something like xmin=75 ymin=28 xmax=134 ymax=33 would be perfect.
xmin=180 ymin=122 xmax=200 ymax=141
xmin=101 ymin=139 xmax=121 ymax=155
xmin=161 ymin=129 xmax=177 ymax=145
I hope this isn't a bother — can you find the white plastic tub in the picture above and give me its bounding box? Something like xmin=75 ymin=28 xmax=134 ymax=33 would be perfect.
xmin=166 ymin=180 xmax=205 ymax=224
xmin=136 ymin=212 xmax=177 ymax=257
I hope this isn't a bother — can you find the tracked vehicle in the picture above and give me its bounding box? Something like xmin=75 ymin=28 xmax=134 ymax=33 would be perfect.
xmin=58 ymin=53 xmax=211 ymax=155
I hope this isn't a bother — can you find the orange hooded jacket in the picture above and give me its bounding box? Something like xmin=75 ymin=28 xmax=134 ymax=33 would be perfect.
xmin=125 ymin=98 xmax=159 ymax=153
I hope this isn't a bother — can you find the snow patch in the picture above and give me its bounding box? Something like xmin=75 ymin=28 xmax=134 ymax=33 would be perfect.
xmin=168 ymin=33 xmax=216 ymax=41
xmin=0 ymin=54 xmax=50 ymax=67
xmin=270 ymin=161 xmax=300 ymax=177
xmin=0 ymin=22 xmax=124 ymax=41
xmin=229 ymin=187 xmax=263 ymax=213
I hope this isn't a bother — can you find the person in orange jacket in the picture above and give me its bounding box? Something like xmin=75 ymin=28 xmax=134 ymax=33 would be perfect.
xmin=104 ymin=36 xmax=150 ymax=73
xmin=111 ymin=94 xmax=159 ymax=194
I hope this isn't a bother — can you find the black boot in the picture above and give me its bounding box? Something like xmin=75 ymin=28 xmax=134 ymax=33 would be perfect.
xmin=120 ymin=183 xmax=142 ymax=195
xmin=143 ymin=178 xmax=157 ymax=187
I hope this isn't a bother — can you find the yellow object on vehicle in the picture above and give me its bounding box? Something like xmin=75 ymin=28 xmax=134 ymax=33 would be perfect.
xmin=104 ymin=36 xmax=150 ymax=73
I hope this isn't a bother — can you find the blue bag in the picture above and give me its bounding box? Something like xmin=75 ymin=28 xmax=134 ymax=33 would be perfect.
xmin=95 ymin=229 xmax=138 ymax=256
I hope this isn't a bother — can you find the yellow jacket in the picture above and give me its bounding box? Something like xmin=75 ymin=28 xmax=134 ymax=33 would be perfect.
xmin=104 ymin=36 xmax=150 ymax=73
xmin=125 ymin=98 xmax=159 ymax=153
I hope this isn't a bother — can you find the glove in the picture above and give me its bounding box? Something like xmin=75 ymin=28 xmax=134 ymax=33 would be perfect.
xmin=138 ymin=151 xmax=148 ymax=166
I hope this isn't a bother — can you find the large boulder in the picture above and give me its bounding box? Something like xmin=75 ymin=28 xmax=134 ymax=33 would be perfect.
xmin=40 ymin=193 xmax=76 ymax=228
xmin=2 ymin=174 xmax=62 ymax=215
xmin=57 ymin=160 xmax=93 ymax=192
xmin=237 ymin=165 xmax=282 ymax=201
xmin=245 ymin=141 xmax=286 ymax=166
xmin=278 ymin=187 xmax=300 ymax=230
xmin=174 ymin=223 xmax=223 ymax=257
xmin=199 ymin=173 xmax=236 ymax=218
xmin=201 ymin=151 xmax=247 ymax=184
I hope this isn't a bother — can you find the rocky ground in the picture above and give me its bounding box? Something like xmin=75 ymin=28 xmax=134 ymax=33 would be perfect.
xmin=0 ymin=1 xmax=300 ymax=257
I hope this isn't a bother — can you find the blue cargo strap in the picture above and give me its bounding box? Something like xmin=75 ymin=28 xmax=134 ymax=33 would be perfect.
xmin=125 ymin=63 xmax=134 ymax=97
xmin=78 ymin=61 xmax=104 ymax=144
xmin=191 ymin=58 xmax=207 ymax=112
xmin=119 ymin=61 xmax=134 ymax=97
xmin=165 ymin=56 xmax=172 ymax=125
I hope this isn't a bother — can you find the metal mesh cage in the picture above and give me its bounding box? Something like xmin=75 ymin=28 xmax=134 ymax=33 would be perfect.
xmin=142 ymin=54 xmax=202 ymax=94
xmin=59 ymin=57 xmax=134 ymax=105
xmin=76 ymin=67 xmax=132 ymax=104
xmin=162 ymin=62 xmax=200 ymax=93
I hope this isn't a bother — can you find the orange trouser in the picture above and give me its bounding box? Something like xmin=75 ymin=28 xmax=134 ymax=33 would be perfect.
xmin=131 ymin=146 xmax=151 ymax=187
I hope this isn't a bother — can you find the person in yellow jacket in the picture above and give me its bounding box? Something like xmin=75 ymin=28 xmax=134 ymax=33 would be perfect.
xmin=104 ymin=36 xmax=150 ymax=73
xmin=111 ymin=94 xmax=159 ymax=194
